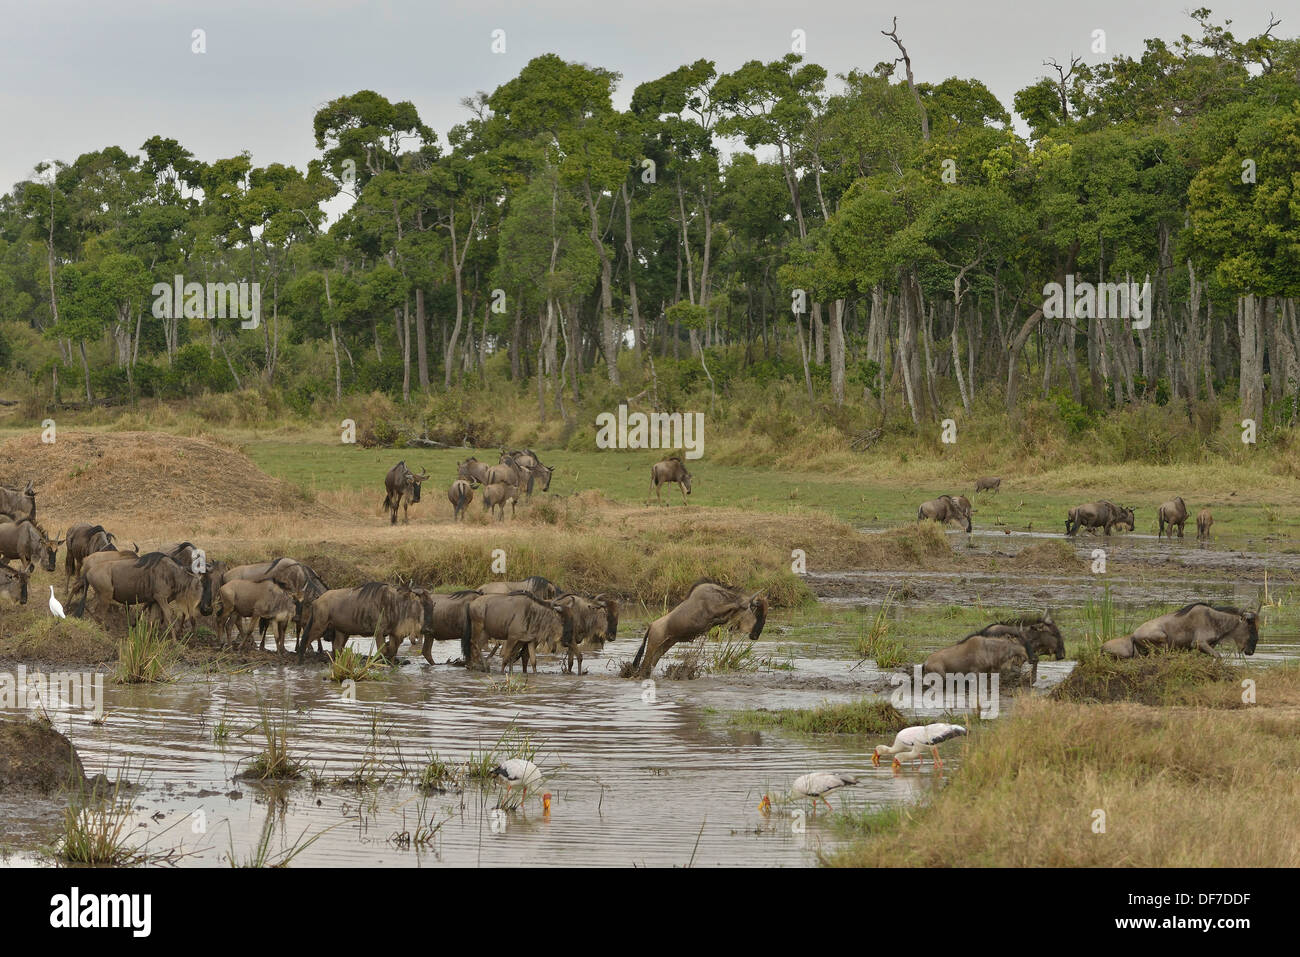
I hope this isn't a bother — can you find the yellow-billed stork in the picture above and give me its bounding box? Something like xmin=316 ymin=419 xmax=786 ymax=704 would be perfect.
xmin=786 ymin=772 xmax=859 ymax=812
xmin=873 ymin=723 xmax=967 ymax=771
xmin=491 ymin=759 xmax=542 ymax=799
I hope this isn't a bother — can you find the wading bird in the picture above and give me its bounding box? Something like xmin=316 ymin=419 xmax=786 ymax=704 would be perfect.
xmin=873 ymin=723 xmax=968 ymax=771
xmin=48 ymin=585 xmax=65 ymax=619
xmin=491 ymin=759 xmax=542 ymax=801
xmin=762 ymin=772 xmax=859 ymax=814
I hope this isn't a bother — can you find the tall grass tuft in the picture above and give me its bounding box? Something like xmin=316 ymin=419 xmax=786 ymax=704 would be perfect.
xmin=240 ymin=707 xmax=305 ymax=781
xmin=114 ymin=619 xmax=180 ymax=684
xmin=854 ymin=592 xmax=907 ymax=667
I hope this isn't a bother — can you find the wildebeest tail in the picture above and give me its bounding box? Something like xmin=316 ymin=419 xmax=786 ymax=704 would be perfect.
xmin=631 ymin=629 xmax=648 ymax=669
xmin=73 ymin=572 xmax=89 ymax=617
xmin=460 ymin=606 xmax=473 ymax=661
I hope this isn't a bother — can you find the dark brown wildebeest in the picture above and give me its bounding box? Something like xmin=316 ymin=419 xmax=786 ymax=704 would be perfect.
xmin=482 ymin=481 xmax=519 ymax=521
xmin=77 ymin=551 xmax=213 ymax=633
xmin=0 ymin=519 xmax=61 ymax=574
xmin=1197 ymin=509 xmax=1214 ymax=541
xmin=478 ymin=576 xmax=561 ymax=599
xmin=922 ymin=634 xmax=1030 ymax=682
xmin=224 ymin=558 xmax=327 ymax=644
xmin=216 ymin=579 xmax=298 ymax=655
xmin=1065 ymin=501 xmax=1133 ymax=536
xmin=0 ymin=562 xmax=29 ymax=604
xmin=296 ymin=581 xmax=424 ymax=661
xmin=448 ymin=479 xmax=474 ymax=520
xmin=63 ymin=523 xmax=117 ymax=590
xmin=502 ymin=449 xmax=554 ymax=497
xmin=547 ymin=593 xmax=619 ymax=674
xmin=969 ymin=612 xmax=1065 ymax=683
xmin=630 ymin=579 xmax=766 ymax=678
xmin=974 ymin=476 xmax=1001 ymax=494
xmin=0 ymin=481 xmax=36 ymax=522
xmin=485 ymin=454 xmax=527 ymax=489
xmin=456 ymin=457 xmax=492 ymax=485
xmin=382 ymin=461 xmax=429 ymax=525
xmin=69 ymin=547 xmax=139 ymax=612
xmin=1101 ymin=603 xmax=1258 ymax=659
xmin=917 ymin=495 xmax=972 ymax=532
xmin=398 ymin=588 xmax=482 ymax=664
xmin=649 ymin=456 xmax=692 ymax=506
xmin=464 ymin=591 xmax=570 ymax=674
xmin=1157 ymin=496 xmax=1189 ymax=539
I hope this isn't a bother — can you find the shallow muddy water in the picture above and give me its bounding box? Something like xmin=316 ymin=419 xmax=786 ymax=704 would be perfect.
xmin=3 ymin=645 xmax=961 ymax=867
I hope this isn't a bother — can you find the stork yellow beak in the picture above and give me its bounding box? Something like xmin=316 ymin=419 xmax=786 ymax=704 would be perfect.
xmin=542 ymin=792 xmax=552 ymax=813
xmin=758 ymin=794 xmax=771 ymax=814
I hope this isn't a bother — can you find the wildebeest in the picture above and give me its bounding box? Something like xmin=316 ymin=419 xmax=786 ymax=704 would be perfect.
xmin=1065 ymin=500 xmax=1133 ymax=536
xmin=217 ymin=579 xmax=298 ymax=655
xmin=69 ymin=547 xmax=139 ymax=613
xmin=649 ymin=457 xmax=692 ymax=506
xmin=0 ymin=519 xmax=60 ymax=574
xmin=486 ymin=454 xmax=527 ymax=489
xmin=383 ymin=461 xmax=429 ymax=525
xmin=296 ymin=581 xmax=424 ymax=661
xmin=448 ymin=479 xmax=474 ymax=520
xmin=464 ymin=591 xmax=570 ymax=674
xmin=1157 ymin=496 xmax=1189 ymax=539
xmin=1101 ymin=603 xmax=1259 ymax=659
xmin=968 ymin=612 xmax=1065 ymax=683
xmin=917 ymin=494 xmax=972 ymax=532
xmin=0 ymin=481 xmax=36 ymax=522
xmin=630 ymin=579 xmax=766 ymax=678
xmin=478 ymin=576 xmax=561 ymax=599
xmin=223 ymin=557 xmax=327 ymax=644
xmin=77 ymin=551 xmax=213 ymax=633
xmin=546 ymin=593 xmax=619 ymax=674
xmin=0 ymin=562 xmax=29 ymax=604
xmin=456 ymin=457 xmax=492 ymax=485
xmin=974 ymin=476 xmax=1001 ymax=494
xmin=502 ymin=449 xmax=554 ymax=497
xmin=63 ymin=523 xmax=117 ymax=590
xmin=1197 ymin=509 xmax=1214 ymax=541
xmin=482 ymin=482 xmax=519 ymax=521
xmin=922 ymin=634 xmax=1030 ymax=680
xmin=401 ymin=588 xmax=481 ymax=664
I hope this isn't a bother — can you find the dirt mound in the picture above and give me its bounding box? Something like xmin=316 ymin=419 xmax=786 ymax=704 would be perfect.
xmin=0 ymin=717 xmax=89 ymax=795
xmin=0 ymin=431 xmax=325 ymax=522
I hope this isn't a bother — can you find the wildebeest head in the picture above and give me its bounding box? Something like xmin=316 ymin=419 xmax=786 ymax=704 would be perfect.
xmin=536 ymin=465 xmax=554 ymax=492
xmin=681 ymin=468 xmax=692 ymax=495
xmin=39 ymin=525 xmax=62 ymax=572
xmin=1235 ymin=609 xmax=1260 ymax=655
xmin=406 ymin=468 xmax=429 ymax=503
xmin=1032 ymin=611 xmax=1066 ymax=659
xmin=733 ymin=593 xmax=767 ymax=640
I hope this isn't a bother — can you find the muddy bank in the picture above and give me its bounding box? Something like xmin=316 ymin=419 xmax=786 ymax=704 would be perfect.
xmin=0 ymin=717 xmax=91 ymax=794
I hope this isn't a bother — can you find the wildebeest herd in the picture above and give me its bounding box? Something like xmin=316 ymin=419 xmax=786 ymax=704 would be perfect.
xmin=0 ymin=463 xmax=1258 ymax=681
xmin=918 ymin=479 xmax=1215 ymax=542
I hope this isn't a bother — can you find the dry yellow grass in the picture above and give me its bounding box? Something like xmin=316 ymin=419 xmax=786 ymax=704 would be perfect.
xmin=830 ymin=668 xmax=1300 ymax=867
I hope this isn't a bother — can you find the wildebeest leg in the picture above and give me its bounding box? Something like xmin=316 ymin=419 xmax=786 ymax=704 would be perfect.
xmin=421 ymin=634 xmax=435 ymax=666
xmin=275 ymin=620 xmax=288 ymax=657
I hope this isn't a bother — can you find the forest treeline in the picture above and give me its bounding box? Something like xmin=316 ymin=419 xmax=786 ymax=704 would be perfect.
xmin=1 ymin=9 xmax=1300 ymax=432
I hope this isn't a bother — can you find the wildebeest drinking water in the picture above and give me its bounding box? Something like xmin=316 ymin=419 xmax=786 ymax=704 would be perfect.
xmin=1197 ymin=508 xmax=1214 ymax=540
xmin=0 ymin=562 xmax=29 ymax=604
xmin=0 ymin=481 xmax=36 ymax=522
xmin=0 ymin=519 xmax=61 ymax=574
xmin=464 ymin=591 xmax=570 ymax=673
xmin=649 ymin=457 xmax=692 ymax=505
xmin=917 ymin=494 xmax=972 ymax=532
xmin=448 ymin=479 xmax=474 ymax=520
xmin=630 ymin=579 xmax=766 ymax=678
xmin=382 ymin=461 xmax=429 ymax=525
xmin=1065 ymin=500 xmax=1134 ymax=536
xmin=1101 ymin=603 xmax=1259 ymax=659
xmin=297 ymin=581 xmax=425 ymax=661
xmin=1157 ymin=496 xmax=1189 ymax=539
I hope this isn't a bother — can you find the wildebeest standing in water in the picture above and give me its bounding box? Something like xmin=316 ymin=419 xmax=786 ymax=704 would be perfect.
xmin=545 ymin=593 xmax=618 ymax=674
xmin=297 ymin=581 xmax=425 ymax=661
xmin=1197 ymin=509 xmax=1214 ymax=541
xmin=0 ymin=519 xmax=61 ymax=574
xmin=974 ymin=476 xmax=1001 ymax=494
xmin=383 ymin=461 xmax=429 ymax=525
xmin=1065 ymin=500 xmax=1133 ymax=536
xmin=448 ymin=479 xmax=474 ymax=521
xmin=967 ymin=612 xmax=1065 ymax=683
xmin=917 ymin=494 xmax=972 ymax=532
xmin=0 ymin=481 xmax=36 ymax=522
xmin=63 ymin=523 xmax=117 ymax=591
xmin=464 ymin=591 xmax=569 ymax=674
xmin=482 ymin=482 xmax=519 ymax=521
xmin=1101 ymin=603 xmax=1258 ymax=659
xmin=401 ymin=588 xmax=481 ymax=664
xmin=922 ymin=634 xmax=1030 ymax=697
xmin=478 ymin=576 xmax=561 ymax=599
xmin=630 ymin=579 xmax=766 ymax=678
xmin=649 ymin=456 xmax=692 ymax=505
xmin=1157 ymin=496 xmax=1189 ymax=539
xmin=0 ymin=562 xmax=29 ymax=604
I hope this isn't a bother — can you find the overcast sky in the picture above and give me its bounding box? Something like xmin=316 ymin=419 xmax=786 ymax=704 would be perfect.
xmin=0 ymin=0 xmax=1289 ymax=196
